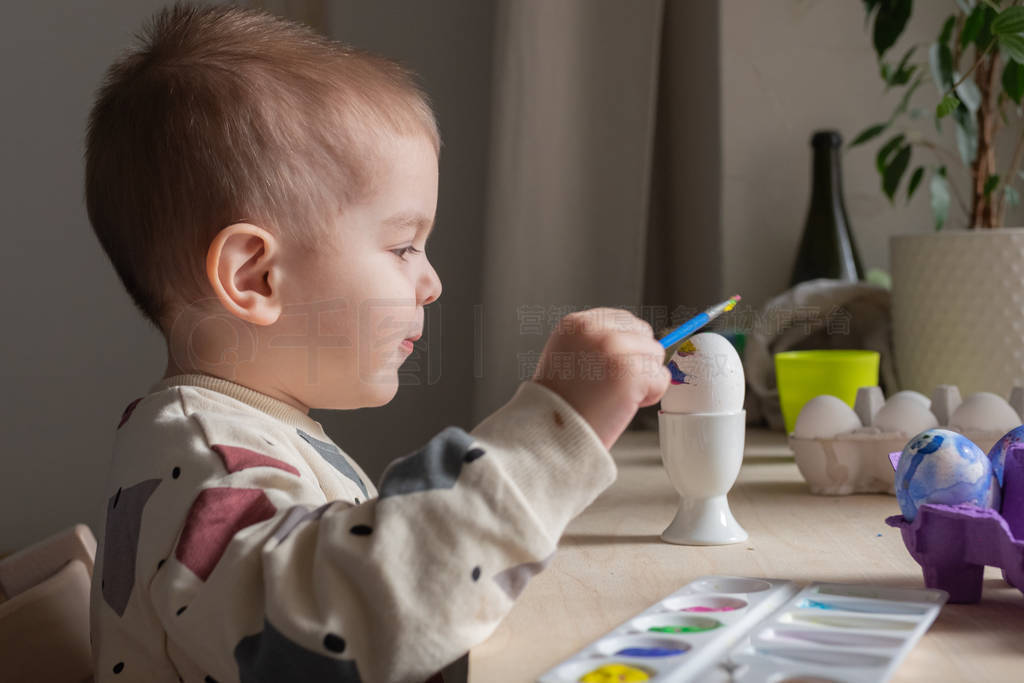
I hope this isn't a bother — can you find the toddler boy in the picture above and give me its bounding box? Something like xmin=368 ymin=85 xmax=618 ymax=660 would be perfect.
xmin=86 ymin=4 xmax=669 ymax=682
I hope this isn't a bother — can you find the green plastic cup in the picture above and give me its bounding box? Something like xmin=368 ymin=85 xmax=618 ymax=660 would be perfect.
xmin=774 ymin=350 xmax=880 ymax=434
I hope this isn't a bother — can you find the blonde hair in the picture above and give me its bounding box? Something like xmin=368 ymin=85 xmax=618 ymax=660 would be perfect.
xmin=85 ymin=3 xmax=439 ymax=332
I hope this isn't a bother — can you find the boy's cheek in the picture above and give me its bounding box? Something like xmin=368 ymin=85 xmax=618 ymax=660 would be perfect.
xmin=374 ymin=319 xmax=409 ymax=347
xmin=357 ymin=303 xmax=418 ymax=346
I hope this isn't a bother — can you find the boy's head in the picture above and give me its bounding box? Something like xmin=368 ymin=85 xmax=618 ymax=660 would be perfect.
xmin=86 ymin=3 xmax=443 ymax=410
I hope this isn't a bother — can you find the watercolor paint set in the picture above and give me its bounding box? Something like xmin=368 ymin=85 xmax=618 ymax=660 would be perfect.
xmin=537 ymin=576 xmax=946 ymax=683
xmin=537 ymin=576 xmax=797 ymax=683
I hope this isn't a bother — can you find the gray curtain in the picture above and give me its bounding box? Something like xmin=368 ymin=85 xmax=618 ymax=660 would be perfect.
xmin=474 ymin=0 xmax=667 ymax=422
xmin=635 ymin=0 xmax=724 ymax=428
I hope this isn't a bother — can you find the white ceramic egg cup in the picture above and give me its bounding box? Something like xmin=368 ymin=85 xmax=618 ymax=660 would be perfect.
xmin=659 ymin=410 xmax=748 ymax=545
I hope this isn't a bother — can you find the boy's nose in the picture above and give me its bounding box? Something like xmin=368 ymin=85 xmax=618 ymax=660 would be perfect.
xmin=419 ymin=260 xmax=442 ymax=306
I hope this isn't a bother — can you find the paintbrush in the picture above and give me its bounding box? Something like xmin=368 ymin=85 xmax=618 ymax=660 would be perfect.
xmin=659 ymin=295 xmax=742 ymax=364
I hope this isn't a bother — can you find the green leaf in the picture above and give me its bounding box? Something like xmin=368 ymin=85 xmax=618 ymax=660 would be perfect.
xmin=992 ymin=6 xmax=1024 ymax=34
xmin=977 ymin=5 xmax=998 ymax=47
xmin=907 ymin=166 xmax=925 ymax=201
xmin=954 ymin=105 xmax=979 ymax=163
xmin=984 ymin=173 xmax=1001 ymax=196
xmin=962 ymin=6 xmax=986 ymax=48
xmin=1006 ymin=184 xmax=1021 ymax=208
xmin=936 ymin=93 xmax=961 ymax=118
xmin=883 ymin=145 xmax=912 ymax=201
xmin=1003 ymin=60 xmax=1024 ymax=104
xmin=866 ymin=267 xmax=893 ymax=290
xmin=1000 ymin=34 xmax=1024 ymax=64
xmin=892 ymin=75 xmax=924 ymax=120
xmin=955 ymin=74 xmax=983 ymax=113
xmin=851 ymin=123 xmax=888 ymax=147
xmin=874 ymin=0 xmax=914 ymax=57
xmin=939 ymin=15 xmax=957 ymax=45
xmin=888 ymin=62 xmax=913 ymax=89
xmin=930 ymin=167 xmax=950 ymax=231
xmin=929 ymin=43 xmax=954 ymax=90
xmin=864 ymin=0 xmax=882 ymax=28
xmin=876 ymin=134 xmax=906 ymax=174
xmin=895 ymin=45 xmax=917 ymax=73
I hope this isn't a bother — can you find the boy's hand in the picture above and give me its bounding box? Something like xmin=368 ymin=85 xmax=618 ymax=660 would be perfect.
xmin=532 ymin=308 xmax=671 ymax=450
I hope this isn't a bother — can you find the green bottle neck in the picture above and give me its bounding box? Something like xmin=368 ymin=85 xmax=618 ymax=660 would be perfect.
xmin=809 ymin=145 xmax=846 ymax=216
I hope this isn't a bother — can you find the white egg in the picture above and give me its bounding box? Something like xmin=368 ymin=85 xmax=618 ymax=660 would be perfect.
xmin=792 ymin=394 xmax=862 ymax=439
xmin=872 ymin=394 xmax=939 ymax=436
xmin=888 ymin=390 xmax=931 ymax=409
xmin=660 ymin=332 xmax=744 ymax=414
xmin=949 ymin=392 xmax=1021 ymax=433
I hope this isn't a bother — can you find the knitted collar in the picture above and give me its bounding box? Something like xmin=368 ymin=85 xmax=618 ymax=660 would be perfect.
xmin=149 ymin=373 xmax=326 ymax=436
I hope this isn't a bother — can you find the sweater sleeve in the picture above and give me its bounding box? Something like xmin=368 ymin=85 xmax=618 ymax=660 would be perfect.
xmin=148 ymin=380 xmax=615 ymax=683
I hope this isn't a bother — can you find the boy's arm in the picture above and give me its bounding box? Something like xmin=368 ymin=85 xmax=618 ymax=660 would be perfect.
xmin=147 ymin=380 xmax=613 ymax=683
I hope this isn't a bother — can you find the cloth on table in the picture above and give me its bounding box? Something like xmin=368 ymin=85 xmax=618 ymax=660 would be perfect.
xmin=743 ymin=278 xmax=895 ymax=431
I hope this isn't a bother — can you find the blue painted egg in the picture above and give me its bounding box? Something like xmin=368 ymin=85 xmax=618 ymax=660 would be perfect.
xmin=987 ymin=425 xmax=1024 ymax=487
xmin=894 ymin=429 xmax=999 ymax=521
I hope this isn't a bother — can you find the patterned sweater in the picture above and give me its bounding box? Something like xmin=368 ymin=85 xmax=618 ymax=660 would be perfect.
xmin=89 ymin=374 xmax=616 ymax=683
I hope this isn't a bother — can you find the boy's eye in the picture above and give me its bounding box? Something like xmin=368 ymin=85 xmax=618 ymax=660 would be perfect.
xmin=390 ymin=246 xmax=422 ymax=261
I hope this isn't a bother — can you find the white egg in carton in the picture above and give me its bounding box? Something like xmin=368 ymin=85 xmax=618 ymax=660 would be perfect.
xmin=789 ymin=384 xmax=1024 ymax=495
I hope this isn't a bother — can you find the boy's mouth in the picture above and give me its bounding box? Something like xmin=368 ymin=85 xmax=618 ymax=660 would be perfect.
xmin=398 ymin=331 xmax=421 ymax=355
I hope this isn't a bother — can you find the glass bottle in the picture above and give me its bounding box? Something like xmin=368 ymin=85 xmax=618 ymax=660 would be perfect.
xmin=789 ymin=130 xmax=865 ymax=286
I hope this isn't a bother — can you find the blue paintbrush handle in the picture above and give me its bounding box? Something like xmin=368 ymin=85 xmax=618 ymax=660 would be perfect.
xmin=659 ymin=313 xmax=710 ymax=349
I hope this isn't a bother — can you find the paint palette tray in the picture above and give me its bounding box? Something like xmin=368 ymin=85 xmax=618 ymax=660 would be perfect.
xmin=537 ymin=577 xmax=947 ymax=683
xmin=724 ymin=582 xmax=947 ymax=683
xmin=537 ymin=576 xmax=799 ymax=683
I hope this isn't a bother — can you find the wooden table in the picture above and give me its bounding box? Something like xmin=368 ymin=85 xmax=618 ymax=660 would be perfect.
xmin=470 ymin=429 xmax=1024 ymax=682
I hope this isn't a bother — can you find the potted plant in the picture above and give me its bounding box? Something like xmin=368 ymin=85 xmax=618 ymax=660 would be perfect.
xmin=853 ymin=0 xmax=1024 ymax=397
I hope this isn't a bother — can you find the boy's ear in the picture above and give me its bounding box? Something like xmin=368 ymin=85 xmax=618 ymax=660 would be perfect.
xmin=206 ymin=223 xmax=282 ymax=325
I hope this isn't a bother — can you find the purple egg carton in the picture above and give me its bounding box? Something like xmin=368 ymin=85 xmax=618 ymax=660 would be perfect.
xmin=885 ymin=446 xmax=1024 ymax=603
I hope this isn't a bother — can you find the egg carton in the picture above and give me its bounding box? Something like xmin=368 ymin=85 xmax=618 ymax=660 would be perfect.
xmin=788 ymin=384 xmax=1024 ymax=495
xmin=885 ymin=445 xmax=1024 ymax=604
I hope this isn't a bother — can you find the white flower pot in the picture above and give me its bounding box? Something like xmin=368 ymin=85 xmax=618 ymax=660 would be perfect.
xmin=891 ymin=229 xmax=1024 ymax=396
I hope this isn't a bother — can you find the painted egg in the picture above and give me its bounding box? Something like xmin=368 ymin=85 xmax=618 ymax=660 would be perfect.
xmin=872 ymin=394 xmax=938 ymax=436
xmin=894 ymin=429 xmax=1000 ymax=522
xmin=660 ymin=332 xmax=744 ymax=414
xmin=987 ymin=424 xmax=1024 ymax=487
xmin=949 ymin=392 xmax=1021 ymax=434
xmin=792 ymin=394 xmax=861 ymax=440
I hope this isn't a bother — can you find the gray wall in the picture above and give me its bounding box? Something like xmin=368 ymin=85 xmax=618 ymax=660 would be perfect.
xmin=721 ymin=0 xmax=1024 ymax=308
xmin=2 ymin=1 xmax=173 ymax=553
